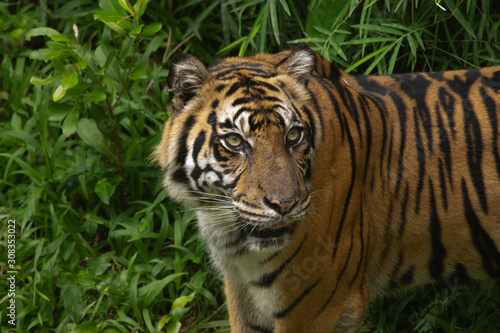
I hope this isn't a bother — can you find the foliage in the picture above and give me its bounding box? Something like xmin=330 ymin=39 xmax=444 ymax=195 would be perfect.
xmin=0 ymin=0 xmax=499 ymax=332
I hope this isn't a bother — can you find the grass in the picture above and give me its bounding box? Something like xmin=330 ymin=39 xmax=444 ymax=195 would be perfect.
xmin=0 ymin=0 xmax=499 ymax=332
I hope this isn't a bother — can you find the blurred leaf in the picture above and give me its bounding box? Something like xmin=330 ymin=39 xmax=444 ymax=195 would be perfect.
xmin=172 ymin=296 xmax=195 ymax=310
xmin=87 ymin=254 xmax=113 ymax=275
xmin=62 ymin=108 xmax=79 ymax=136
xmin=25 ymin=27 xmax=60 ymax=40
xmin=134 ymin=0 xmax=149 ymax=20
xmin=95 ymin=179 xmax=117 ymax=205
xmin=94 ymin=10 xmax=129 ymax=35
xmin=94 ymin=10 xmax=126 ymax=23
xmin=51 ymin=33 xmax=72 ymax=42
xmin=141 ymin=22 xmax=162 ymax=36
xmin=129 ymin=24 xmax=143 ymax=35
xmin=30 ymin=75 xmax=57 ymax=86
xmin=76 ymin=118 xmax=113 ymax=157
xmin=61 ymin=71 xmax=79 ymax=89
xmin=118 ymin=0 xmax=134 ymax=15
xmin=53 ymin=85 xmax=67 ymax=102
xmin=83 ymin=90 xmax=107 ymax=103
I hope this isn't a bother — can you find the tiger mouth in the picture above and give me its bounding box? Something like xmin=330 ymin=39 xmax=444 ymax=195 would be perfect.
xmin=239 ymin=220 xmax=297 ymax=238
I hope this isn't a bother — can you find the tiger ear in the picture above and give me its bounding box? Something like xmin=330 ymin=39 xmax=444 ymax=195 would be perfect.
xmin=276 ymin=43 xmax=316 ymax=85
xmin=167 ymin=53 xmax=210 ymax=113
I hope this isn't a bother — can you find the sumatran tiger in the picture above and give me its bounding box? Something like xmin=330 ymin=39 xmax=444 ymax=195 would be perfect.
xmin=154 ymin=43 xmax=500 ymax=332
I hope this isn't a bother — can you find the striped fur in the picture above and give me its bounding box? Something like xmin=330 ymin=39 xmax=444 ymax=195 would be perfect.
xmin=154 ymin=44 xmax=500 ymax=332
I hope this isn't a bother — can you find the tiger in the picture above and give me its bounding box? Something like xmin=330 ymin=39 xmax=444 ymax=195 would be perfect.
xmin=154 ymin=43 xmax=500 ymax=332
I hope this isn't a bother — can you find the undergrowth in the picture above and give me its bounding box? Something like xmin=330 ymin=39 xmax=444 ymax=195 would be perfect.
xmin=0 ymin=0 xmax=498 ymax=332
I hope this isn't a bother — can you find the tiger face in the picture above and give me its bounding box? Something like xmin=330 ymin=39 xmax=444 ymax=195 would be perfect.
xmin=155 ymin=45 xmax=320 ymax=252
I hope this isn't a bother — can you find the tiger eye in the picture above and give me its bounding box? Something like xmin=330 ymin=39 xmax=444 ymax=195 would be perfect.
xmin=286 ymin=128 xmax=300 ymax=142
xmin=226 ymin=134 xmax=243 ymax=147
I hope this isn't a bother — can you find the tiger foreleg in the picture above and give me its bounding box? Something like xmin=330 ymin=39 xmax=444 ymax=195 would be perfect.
xmin=225 ymin=277 xmax=275 ymax=333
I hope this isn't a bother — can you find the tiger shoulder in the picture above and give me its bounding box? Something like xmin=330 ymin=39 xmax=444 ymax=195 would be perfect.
xmin=154 ymin=43 xmax=500 ymax=332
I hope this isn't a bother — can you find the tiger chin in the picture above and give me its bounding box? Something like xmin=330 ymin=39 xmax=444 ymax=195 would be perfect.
xmin=154 ymin=43 xmax=500 ymax=332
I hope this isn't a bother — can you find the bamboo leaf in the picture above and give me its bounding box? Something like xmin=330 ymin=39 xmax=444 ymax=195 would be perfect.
xmin=270 ymin=0 xmax=280 ymax=44
xmin=442 ymin=0 xmax=477 ymax=39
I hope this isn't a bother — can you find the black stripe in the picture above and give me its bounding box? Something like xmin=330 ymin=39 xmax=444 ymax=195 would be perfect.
xmin=190 ymin=130 xmax=206 ymax=184
xmin=192 ymin=130 xmax=206 ymax=162
xmin=252 ymin=235 xmax=306 ymax=287
xmin=328 ymin=63 xmax=341 ymax=82
xmin=247 ymin=323 xmax=273 ymax=333
xmin=412 ymin=75 xmax=434 ymax=154
xmin=413 ymin=106 xmax=426 ymax=213
xmin=232 ymin=97 xmax=252 ymax=107
xmin=437 ymin=160 xmax=448 ymax=211
xmin=397 ymin=183 xmax=410 ymax=237
xmin=463 ymin=102 xmax=488 ymax=213
xmin=316 ymin=78 xmax=345 ymax=140
xmin=438 ymin=86 xmax=457 ymax=139
xmin=211 ymin=99 xmax=219 ymax=109
xmin=274 ymin=278 xmax=321 ymax=318
xmin=176 ymin=115 xmax=196 ymax=165
xmin=435 ymin=102 xmax=453 ymax=188
xmin=390 ymin=91 xmax=407 ymax=197
xmin=479 ymin=86 xmax=500 ymax=180
xmin=428 ymin=179 xmax=446 ymax=280
xmin=306 ymin=83 xmax=324 ymax=142
xmin=172 ymin=168 xmax=189 ymax=184
xmin=388 ymin=252 xmax=404 ymax=291
xmin=400 ymin=265 xmax=415 ymax=286
xmin=359 ymin=97 xmax=372 ymax=183
xmin=462 ymin=179 xmax=500 ymax=278
xmin=331 ymin=123 xmax=356 ymax=262
xmin=349 ymin=200 xmax=365 ymax=288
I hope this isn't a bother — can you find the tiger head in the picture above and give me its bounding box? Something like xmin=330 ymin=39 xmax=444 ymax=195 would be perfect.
xmin=155 ymin=44 xmax=321 ymax=253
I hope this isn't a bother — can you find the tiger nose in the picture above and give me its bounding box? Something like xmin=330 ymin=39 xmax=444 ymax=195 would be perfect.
xmin=264 ymin=196 xmax=299 ymax=215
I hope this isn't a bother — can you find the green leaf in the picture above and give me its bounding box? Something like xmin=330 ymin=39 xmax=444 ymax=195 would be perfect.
xmin=87 ymin=255 xmax=113 ymax=276
xmin=76 ymin=59 xmax=88 ymax=70
xmin=61 ymin=71 xmax=79 ymax=89
xmin=131 ymin=65 xmax=147 ymax=80
xmin=182 ymin=1 xmax=220 ymax=40
xmin=76 ymin=118 xmax=112 ymax=157
xmin=442 ymin=0 xmax=477 ymax=39
xmin=51 ymin=34 xmax=72 ymax=42
xmin=305 ymin=0 xmax=350 ymax=38
xmin=53 ymin=85 xmax=67 ymax=102
xmin=25 ymin=27 xmax=60 ymax=40
xmin=83 ymin=90 xmax=107 ymax=103
xmin=128 ymin=24 xmax=143 ymax=36
xmin=94 ymin=10 xmax=129 ymax=35
xmin=0 ymin=131 xmax=42 ymax=152
xmin=269 ymin=0 xmax=280 ymax=44
xmin=48 ymin=103 xmax=73 ymax=121
xmin=278 ymin=0 xmax=291 ymax=16
xmin=141 ymin=22 xmax=162 ymax=36
xmin=30 ymin=76 xmax=57 ymax=86
xmin=118 ymin=0 xmax=134 ymax=15
xmin=133 ymin=0 xmax=149 ymax=20
xmin=139 ymin=273 xmax=186 ymax=307
xmin=95 ymin=179 xmax=116 ymax=205
xmin=94 ymin=10 xmax=125 ymax=23
xmin=172 ymin=296 xmax=195 ymax=310
xmin=62 ymin=109 xmax=79 ymax=136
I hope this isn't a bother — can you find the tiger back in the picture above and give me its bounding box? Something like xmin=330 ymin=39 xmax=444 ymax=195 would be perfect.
xmin=154 ymin=44 xmax=500 ymax=332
